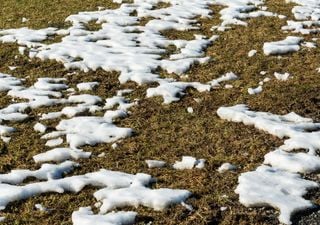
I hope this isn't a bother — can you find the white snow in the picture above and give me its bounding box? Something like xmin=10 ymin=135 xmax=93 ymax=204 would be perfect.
xmin=220 ymin=206 xmax=227 ymax=211
xmin=274 ymin=72 xmax=291 ymax=81
xmin=95 ymin=185 xmax=191 ymax=213
xmin=263 ymin=77 xmax=271 ymax=82
xmin=302 ymin=41 xmax=317 ymax=48
xmin=45 ymin=137 xmax=63 ymax=147
xmin=283 ymin=0 xmax=320 ymax=34
xmin=147 ymin=82 xmax=211 ymax=104
xmin=145 ymin=160 xmax=166 ymax=169
xmin=111 ymin=143 xmax=118 ymax=149
xmin=22 ymin=18 xmax=28 ymax=23
xmin=236 ymin=165 xmax=317 ymax=225
xmin=116 ymin=89 xmax=133 ymax=97
xmin=187 ymin=107 xmax=194 ymax=114
xmin=0 ymin=0 xmax=217 ymax=104
xmin=263 ymin=36 xmax=303 ymax=55
xmin=264 ymin=149 xmax=320 ymax=174
xmin=0 ymin=161 xmax=77 ymax=185
xmin=217 ymin=104 xmax=320 ymax=154
xmin=248 ymin=50 xmax=257 ymax=57
xmin=77 ymin=82 xmax=99 ymax=91
xmin=0 ymin=1 xmax=307 ymax=224
xmin=34 ymin=78 xmax=68 ymax=91
xmin=0 ymin=169 xmax=153 ymax=210
xmin=211 ymin=0 xmax=278 ymax=31
xmin=218 ymin=105 xmax=320 ymax=224
xmin=218 ymin=163 xmax=237 ymax=173
xmin=72 ymin=207 xmax=136 ymax=225
xmin=33 ymin=148 xmax=91 ymax=163
xmin=35 ymin=204 xmax=48 ymax=212
xmin=34 ymin=122 xmax=47 ymax=133
xmin=47 ymin=116 xmax=133 ymax=149
xmin=8 ymin=66 xmax=17 ymax=71
xmin=173 ymin=156 xmax=205 ymax=170
xmin=208 ymin=72 xmax=238 ymax=88
xmin=224 ymin=84 xmax=233 ymax=89
xmin=248 ymin=86 xmax=263 ymax=95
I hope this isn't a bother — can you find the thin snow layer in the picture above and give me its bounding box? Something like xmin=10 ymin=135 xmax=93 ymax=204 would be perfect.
xmin=0 ymin=161 xmax=77 ymax=185
xmin=72 ymin=207 xmax=137 ymax=225
xmin=235 ymin=165 xmax=318 ymax=225
xmin=211 ymin=0 xmax=277 ymax=31
xmin=146 ymin=72 xmax=239 ymax=104
xmin=264 ymin=149 xmax=320 ymax=174
xmin=248 ymin=49 xmax=257 ymax=57
xmin=45 ymin=116 xmax=133 ymax=149
xmin=274 ymin=72 xmax=291 ymax=81
xmin=33 ymin=148 xmax=91 ymax=163
xmin=217 ymin=104 xmax=320 ymax=154
xmin=263 ymin=36 xmax=303 ymax=55
xmin=0 ymin=73 xmax=134 ymax=157
xmin=95 ymin=186 xmax=191 ymax=213
xmin=45 ymin=137 xmax=63 ymax=147
xmin=248 ymin=86 xmax=262 ymax=95
xmin=0 ymin=166 xmax=191 ymax=224
xmin=284 ymin=0 xmax=320 ymax=34
xmin=0 ymin=74 xmax=71 ymax=137
xmin=217 ymin=105 xmax=320 ymax=224
xmin=218 ymin=163 xmax=237 ymax=173
xmin=0 ymin=0 xmax=217 ymax=103
xmin=77 ymin=82 xmax=99 ymax=91
xmin=0 ymin=169 xmax=152 ymax=210
xmin=173 ymin=156 xmax=205 ymax=170
xmin=208 ymin=72 xmax=238 ymax=88
xmin=145 ymin=160 xmax=166 ymax=168
xmin=146 ymin=82 xmax=211 ymax=104
xmin=34 ymin=122 xmax=47 ymax=133
xmin=35 ymin=203 xmax=48 ymax=212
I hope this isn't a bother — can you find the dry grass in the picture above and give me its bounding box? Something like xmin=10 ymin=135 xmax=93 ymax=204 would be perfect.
xmin=0 ymin=0 xmax=319 ymax=224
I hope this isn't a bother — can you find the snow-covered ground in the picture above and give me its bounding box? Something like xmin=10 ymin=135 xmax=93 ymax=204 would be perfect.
xmin=0 ymin=0 xmax=319 ymax=224
xmin=218 ymin=105 xmax=320 ymax=224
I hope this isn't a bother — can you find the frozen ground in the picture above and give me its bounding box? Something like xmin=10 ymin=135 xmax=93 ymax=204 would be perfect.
xmin=0 ymin=0 xmax=320 ymax=224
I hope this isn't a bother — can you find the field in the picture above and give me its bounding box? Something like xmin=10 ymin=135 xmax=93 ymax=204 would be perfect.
xmin=0 ymin=0 xmax=320 ymax=224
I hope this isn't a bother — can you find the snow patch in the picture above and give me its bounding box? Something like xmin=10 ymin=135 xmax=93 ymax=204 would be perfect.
xmin=263 ymin=36 xmax=303 ymax=55
xmin=173 ymin=156 xmax=205 ymax=170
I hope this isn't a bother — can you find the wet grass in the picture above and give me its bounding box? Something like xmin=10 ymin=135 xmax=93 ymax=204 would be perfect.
xmin=0 ymin=0 xmax=319 ymax=224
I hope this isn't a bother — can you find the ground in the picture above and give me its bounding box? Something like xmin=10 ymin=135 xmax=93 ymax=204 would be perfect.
xmin=0 ymin=0 xmax=319 ymax=225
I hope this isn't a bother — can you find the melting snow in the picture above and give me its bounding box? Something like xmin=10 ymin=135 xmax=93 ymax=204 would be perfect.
xmin=173 ymin=156 xmax=205 ymax=170
xmin=145 ymin=160 xmax=166 ymax=169
xmin=187 ymin=107 xmax=194 ymax=114
xmin=274 ymin=72 xmax=291 ymax=81
xmin=95 ymin=186 xmax=191 ymax=213
xmin=34 ymin=122 xmax=47 ymax=133
xmin=236 ymin=165 xmax=317 ymax=225
xmin=264 ymin=149 xmax=320 ymax=174
xmin=283 ymin=0 xmax=320 ymax=34
xmin=218 ymin=163 xmax=237 ymax=173
xmin=263 ymin=36 xmax=303 ymax=55
xmin=211 ymin=0 xmax=278 ymax=31
xmin=218 ymin=105 xmax=320 ymax=224
xmin=248 ymin=49 xmax=257 ymax=57
xmin=72 ymin=207 xmax=136 ymax=225
xmin=77 ymin=82 xmax=99 ymax=91
xmin=248 ymin=86 xmax=263 ymax=95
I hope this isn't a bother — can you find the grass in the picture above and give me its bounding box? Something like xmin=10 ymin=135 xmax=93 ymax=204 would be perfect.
xmin=0 ymin=0 xmax=319 ymax=224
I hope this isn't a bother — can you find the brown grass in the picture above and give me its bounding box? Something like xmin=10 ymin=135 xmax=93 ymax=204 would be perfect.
xmin=0 ymin=0 xmax=319 ymax=224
